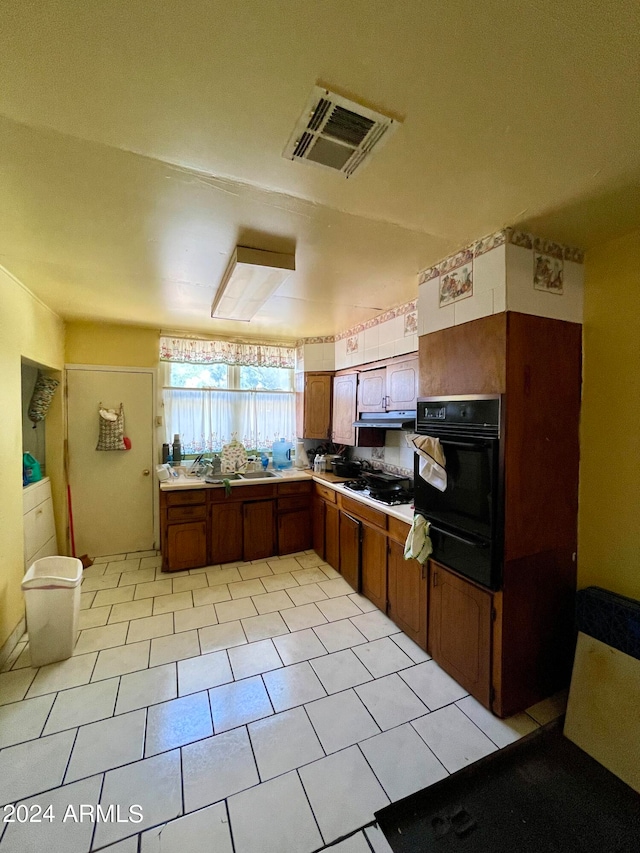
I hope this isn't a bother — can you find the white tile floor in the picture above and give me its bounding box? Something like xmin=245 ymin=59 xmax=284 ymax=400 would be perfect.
xmin=0 ymin=549 xmax=567 ymax=852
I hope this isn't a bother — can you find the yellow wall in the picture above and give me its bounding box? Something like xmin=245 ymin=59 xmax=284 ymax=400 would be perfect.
xmin=0 ymin=266 xmax=65 ymax=649
xmin=578 ymin=230 xmax=640 ymax=599
xmin=65 ymin=321 xmax=159 ymax=368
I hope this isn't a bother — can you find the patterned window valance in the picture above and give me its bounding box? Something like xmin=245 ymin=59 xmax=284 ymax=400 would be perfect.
xmin=159 ymin=336 xmax=295 ymax=369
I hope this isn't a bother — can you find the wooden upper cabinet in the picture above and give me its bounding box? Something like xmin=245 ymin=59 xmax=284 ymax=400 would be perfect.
xmin=332 ymin=373 xmax=357 ymax=445
xmin=419 ymin=313 xmax=507 ymax=396
xmin=357 ymin=358 xmax=418 ymax=412
xmin=296 ymin=373 xmax=332 ymax=440
xmin=357 ymin=368 xmax=387 ymax=412
xmin=386 ymin=358 xmax=418 ymax=410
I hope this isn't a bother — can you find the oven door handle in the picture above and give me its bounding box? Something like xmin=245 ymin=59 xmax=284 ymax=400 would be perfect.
xmin=428 ymin=523 xmax=490 ymax=549
xmin=437 ymin=439 xmax=492 ymax=450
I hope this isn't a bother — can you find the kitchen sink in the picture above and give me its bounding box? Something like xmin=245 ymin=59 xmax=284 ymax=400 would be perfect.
xmin=204 ymin=473 xmax=243 ymax=483
xmin=239 ymin=470 xmax=279 ymax=479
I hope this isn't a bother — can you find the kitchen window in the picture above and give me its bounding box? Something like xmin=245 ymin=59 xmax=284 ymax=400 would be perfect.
xmin=160 ymin=337 xmax=296 ymax=454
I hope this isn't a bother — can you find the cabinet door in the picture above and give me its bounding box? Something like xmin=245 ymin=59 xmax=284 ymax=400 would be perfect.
xmin=312 ymin=496 xmax=325 ymax=559
xmin=166 ymin=522 xmax=207 ymax=571
xmin=357 ymin=368 xmax=387 ymax=412
xmin=386 ymin=358 xmax=418 ymax=410
xmin=428 ymin=561 xmax=493 ymax=708
xmin=332 ymin=373 xmax=357 ymax=445
xmin=244 ymin=500 xmax=276 ymax=562
xmin=361 ymin=523 xmax=387 ymax=612
xmin=325 ymin=502 xmax=340 ymax=570
xmin=339 ymin=512 xmax=361 ymax=592
xmin=278 ymin=508 xmax=312 ymax=556
xmin=210 ymin=502 xmax=243 ymax=565
xmin=303 ymin=374 xmax=332 ymax=439
xmin=387 ymin=538 xmax=427 ymax=650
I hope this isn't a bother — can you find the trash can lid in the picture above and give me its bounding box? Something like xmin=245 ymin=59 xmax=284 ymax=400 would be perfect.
xmin=22 ymin=556 xmax=83 ymax=589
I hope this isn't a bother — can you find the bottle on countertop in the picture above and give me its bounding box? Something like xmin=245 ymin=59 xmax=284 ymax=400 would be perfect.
xmin=314 ymin=454 xmax=326 ymax=474
xmin=172 ymin=434 xmax=182 ymax=464
xmin=162 ymin=443 xmax=170 ymax=464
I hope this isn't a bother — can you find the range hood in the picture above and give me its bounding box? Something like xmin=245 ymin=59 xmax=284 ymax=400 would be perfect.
xmin=352 ymin=410 xmax=416 ymax=430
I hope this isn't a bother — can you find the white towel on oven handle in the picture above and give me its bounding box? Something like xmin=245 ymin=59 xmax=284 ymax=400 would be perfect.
xmin=406 ymin=433 xmax=447 ymax=492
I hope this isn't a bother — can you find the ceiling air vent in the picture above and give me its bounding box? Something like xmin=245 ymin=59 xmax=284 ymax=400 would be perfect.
xmin=283 ymin=86 xmax=398 ymax=177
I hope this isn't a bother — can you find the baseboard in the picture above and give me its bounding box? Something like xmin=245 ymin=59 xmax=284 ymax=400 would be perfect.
xmin=0 ymin=617 xmax=26 ymax=669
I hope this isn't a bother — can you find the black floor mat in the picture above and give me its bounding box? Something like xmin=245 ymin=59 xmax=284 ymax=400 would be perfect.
xmin=375 ymin=724 xmax=640 ymax=853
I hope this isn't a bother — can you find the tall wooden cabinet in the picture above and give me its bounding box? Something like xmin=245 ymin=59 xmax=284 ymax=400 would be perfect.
xmin=419 ymin=311 xmax=582 ymax=716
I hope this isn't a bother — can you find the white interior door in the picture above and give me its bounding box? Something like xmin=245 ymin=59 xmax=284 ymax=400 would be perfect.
xmin=66 ymin=367 xmax=156 ymax=557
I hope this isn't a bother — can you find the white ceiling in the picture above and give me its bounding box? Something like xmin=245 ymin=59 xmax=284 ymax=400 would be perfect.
xmin=0 ymin=0 xmax=638 ymax=340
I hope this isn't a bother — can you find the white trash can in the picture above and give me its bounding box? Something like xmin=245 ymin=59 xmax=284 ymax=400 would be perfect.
xmin=22 ymin=556 xmax=83 ymax=667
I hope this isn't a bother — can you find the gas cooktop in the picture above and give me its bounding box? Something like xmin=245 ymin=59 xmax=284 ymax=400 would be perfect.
xmin=342 ymin=479 xmax=414 ymax=506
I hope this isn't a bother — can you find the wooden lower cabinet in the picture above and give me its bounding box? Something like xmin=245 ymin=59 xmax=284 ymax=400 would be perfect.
xmin=361 ymin=523 xmax=387 ymax=612
xmin=244 ymin=500 xmax=276 ymax=562
xmin=324 ymin=502 xmax=340 ymax=571
xmin=387 ymin=538 xmax=427 ymax=650
xmin=428 ymin=560 xmax=493 ymax=708
xmin=165 ymin=521 xmax=207 ymax=571
xmin=278 ymin=508 xmax=311 ymax=556
xmin=339 ymin=511 xmax=360 ymax=591
xmin=210 ymin=501 xmax=243 ymax=565
xmin=162 ymin=481 xmax=313 ymax=570
xmin=312 ymin=495 xmax=325 ymax=558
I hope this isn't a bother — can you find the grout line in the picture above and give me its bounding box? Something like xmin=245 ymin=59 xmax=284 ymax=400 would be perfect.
xmin=89 ymin=772 xmax=107 ymax=852
xmin=224 ymin=798 xmax=237 ymax=853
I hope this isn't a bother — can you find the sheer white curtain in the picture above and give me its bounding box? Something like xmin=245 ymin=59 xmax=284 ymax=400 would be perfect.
xmin=163 ymin=388 xmax=295 ymax=453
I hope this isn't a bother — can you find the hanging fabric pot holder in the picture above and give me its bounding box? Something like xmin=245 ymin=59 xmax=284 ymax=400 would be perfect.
xmin=96 ymin=403 xmax=127 ymax=451
xmin=28 ymin=371 xmax=60 ymax=426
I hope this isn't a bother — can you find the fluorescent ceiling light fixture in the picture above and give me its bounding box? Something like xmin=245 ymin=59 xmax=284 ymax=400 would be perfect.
xmin=211 ymin=246 xmax=295 ymax=321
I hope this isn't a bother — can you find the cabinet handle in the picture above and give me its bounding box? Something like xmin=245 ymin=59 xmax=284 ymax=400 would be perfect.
xmin=421 ymin=563 xmax=426 ymax=580
xmin=432 ymin=570 xmax=437 ymax=587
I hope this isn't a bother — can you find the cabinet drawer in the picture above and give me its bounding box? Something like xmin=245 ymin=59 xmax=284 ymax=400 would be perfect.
xmin=168 ymin=504 xmax=206 ymax=522
xmin=209 ymin=484 xmax=277 ymax=502
xmin=314 ymin=483 xmax=337 ymax=503
xmin=166 ymin=490 xmax=206 ymax=506
xmin=278 ymin=495 xmax=311 ymax=512
xmin=278 ymin=480 xmax=312 ymax=496
xmin=340 ymin=495 xmax=387 ymax=529
xmin=388 ymin=516 xmax=411 ymax=544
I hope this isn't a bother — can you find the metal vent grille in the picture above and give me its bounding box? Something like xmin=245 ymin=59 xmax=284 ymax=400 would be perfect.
xmin=283 ymin=86 xmax=398 ymax=177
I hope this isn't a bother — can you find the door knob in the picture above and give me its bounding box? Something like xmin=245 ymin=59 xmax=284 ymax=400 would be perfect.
xmin=142 ymin=469 xmax=150 ymax=476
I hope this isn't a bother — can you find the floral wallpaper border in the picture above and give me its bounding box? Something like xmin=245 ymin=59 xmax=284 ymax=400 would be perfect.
xmin=295 ymin=298 xmax=418 ymax=347
xmin=418 ymin=227 xmax=584 ymax=286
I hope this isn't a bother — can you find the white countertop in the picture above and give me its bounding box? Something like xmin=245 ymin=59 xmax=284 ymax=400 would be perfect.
xmin=159 ymin=468 xmax=312 ymax=490
xmin=160 ymin=468 xmax=415 ymax=525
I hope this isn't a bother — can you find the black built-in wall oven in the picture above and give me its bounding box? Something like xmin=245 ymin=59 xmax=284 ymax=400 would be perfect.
xmin=414 ymin=395 xmax=503 ymax=589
